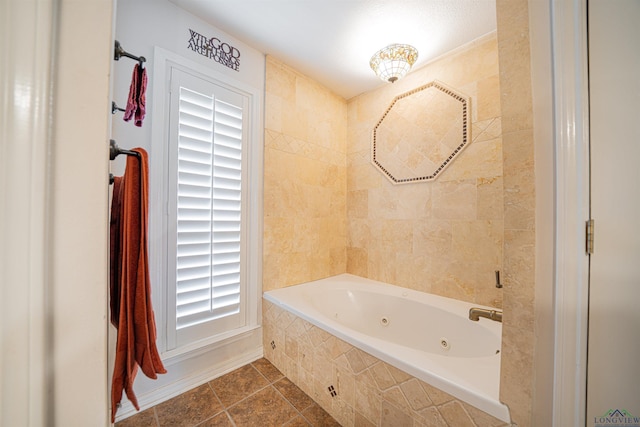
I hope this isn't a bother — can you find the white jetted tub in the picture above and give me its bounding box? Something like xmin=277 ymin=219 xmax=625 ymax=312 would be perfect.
xmin=264 ymin=273 xmax=510 ymax=423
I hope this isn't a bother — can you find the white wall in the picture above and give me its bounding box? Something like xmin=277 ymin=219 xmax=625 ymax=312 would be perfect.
xmin=527 ymin=1 xmax=555 ymax=425
xmin=587 ymin=1 xmax=640 ymax=421
xmin=112 ymin=0 xmax=264 ymax=170
xmin=50 ymin=0 xmax=115 ymax=424
xmin=1 ymin=0 xmax=115 ymax=426
xmin=1 ymin=1 xmax=56 ymax=424
xmin=111 ymin=0 xmax=265 ymax=420
xmin=549 ymin=0 xmax=592 ymax=424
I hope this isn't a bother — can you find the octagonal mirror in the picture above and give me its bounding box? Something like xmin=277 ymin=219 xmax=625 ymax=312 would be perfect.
xmin=372 ymin=81 xmax=470 ymax=184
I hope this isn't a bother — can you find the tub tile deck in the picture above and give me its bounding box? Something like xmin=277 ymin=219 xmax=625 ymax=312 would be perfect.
xmin=115 ymin=358 xmax=339 ymax=427
xmin=262 ymin=299 xmax=511 ymax=427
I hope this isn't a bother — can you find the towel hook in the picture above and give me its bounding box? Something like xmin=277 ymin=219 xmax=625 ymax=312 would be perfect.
xmin=110 ymin=139 xmax=140 ymax=161
xmin=114 ymin=40 xmax=146 ymax=68
xmin=111 ymin=101 xmax=126 ymax=115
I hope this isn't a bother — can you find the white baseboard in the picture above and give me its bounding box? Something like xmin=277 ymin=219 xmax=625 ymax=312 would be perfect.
xmin=114 ymin=331 xmax=263 ymax=422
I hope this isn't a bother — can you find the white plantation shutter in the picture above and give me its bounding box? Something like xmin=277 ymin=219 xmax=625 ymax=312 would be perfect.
xmin=167 ymin=67 xmax=247 ymax=349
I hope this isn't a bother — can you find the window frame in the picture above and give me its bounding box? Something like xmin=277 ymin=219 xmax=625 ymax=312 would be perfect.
xmin=150 ymin=47 xmax=263 ymax=359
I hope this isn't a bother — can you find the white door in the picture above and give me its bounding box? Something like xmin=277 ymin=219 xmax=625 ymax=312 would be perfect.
xmin=587 ymin=1 xmax=640 ymax=425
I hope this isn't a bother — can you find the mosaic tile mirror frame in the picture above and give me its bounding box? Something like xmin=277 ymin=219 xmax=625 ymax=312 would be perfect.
xmin=372 ymin=81 xmax=471 ymax=184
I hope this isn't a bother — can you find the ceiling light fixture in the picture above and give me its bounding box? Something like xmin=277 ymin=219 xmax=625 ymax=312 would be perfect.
xmin=369 ymin=44 xmax=419 ymax=83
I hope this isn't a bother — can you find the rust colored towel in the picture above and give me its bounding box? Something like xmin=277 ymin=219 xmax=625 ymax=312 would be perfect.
xmin=110 ymin=175 xmax=124 ymax=326
xmin=110 ymin=148 xmax=166 ymax=423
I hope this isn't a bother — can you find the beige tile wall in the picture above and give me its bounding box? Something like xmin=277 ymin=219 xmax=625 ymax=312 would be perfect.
xmin=263 ymin=299 xmax=509 ymax=427
xmin=346 ymin=35 xmax=504 ymax=308
xmin=263 ymin=57 xmax=348 ymax=291
xmin=495 ymin=0 xmax=536 ymax=425
xmin=263 ymin=20 xmax=537 ymax=425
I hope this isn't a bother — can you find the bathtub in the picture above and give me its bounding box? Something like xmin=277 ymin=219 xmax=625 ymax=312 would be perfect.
xmin=263 ymin=273 xmax=510 ymax=423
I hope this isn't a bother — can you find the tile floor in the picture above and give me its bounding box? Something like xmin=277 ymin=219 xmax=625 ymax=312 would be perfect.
xmin=115 ymin=358 xmax=341 ymax=427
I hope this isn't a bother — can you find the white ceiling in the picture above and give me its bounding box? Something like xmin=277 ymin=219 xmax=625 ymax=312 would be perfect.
xmin=170 ymin=0 xmax=497 ymax=99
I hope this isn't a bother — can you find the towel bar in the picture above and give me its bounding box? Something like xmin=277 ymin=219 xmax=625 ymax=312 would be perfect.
xmin=109 ymin=140 xmax=140 ymax=185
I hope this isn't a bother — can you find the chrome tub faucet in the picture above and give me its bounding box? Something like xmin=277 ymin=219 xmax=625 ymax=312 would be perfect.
xmin=468 ymin=307 xmax=503 ymax=323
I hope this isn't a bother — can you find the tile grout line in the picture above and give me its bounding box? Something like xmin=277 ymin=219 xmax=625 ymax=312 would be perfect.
xmin=269 ymin=381 xmax=315 ymax=426
xmin=207 ymin=365 xmax=266 ymax=418
xmin=199 ymin=381 xmax=238 ymax=427
xmin=152 ymin=406 xmax=160 ymax=427
xmin=249 ymin=361 xmax=316 ymax=426
xmin=118 ymin=359 xmax=334 ymax=427
xmin=192 ymin=409 xmax=238 ymax=427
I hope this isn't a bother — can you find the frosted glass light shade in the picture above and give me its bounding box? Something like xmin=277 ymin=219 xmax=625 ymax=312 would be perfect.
xmin=370 ymin=44 xmax=418 ymax=83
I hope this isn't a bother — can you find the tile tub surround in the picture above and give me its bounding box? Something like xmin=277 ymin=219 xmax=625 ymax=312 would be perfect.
xmin=263 ymin=299 xmax=509 ymax=427
xmin=263 ymin=56 xmax=348 ymax=292
xmin=115 ymin=358 xmax=340 ymax=427
xmin=495 ymin=0 xmax=538 ymax=424
xmin=346 ymin=34 xmax=504 ymax=309
xmin=263 ymin=18 xmax=540 ymax=425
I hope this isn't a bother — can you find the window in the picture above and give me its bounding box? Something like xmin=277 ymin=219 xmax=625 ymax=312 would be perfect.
xmin=163 ymin=65 xmax=257 ymax=352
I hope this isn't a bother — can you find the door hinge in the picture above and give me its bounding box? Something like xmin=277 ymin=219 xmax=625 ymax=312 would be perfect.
xmin=586 ymin=219 xmax=595 ymax=254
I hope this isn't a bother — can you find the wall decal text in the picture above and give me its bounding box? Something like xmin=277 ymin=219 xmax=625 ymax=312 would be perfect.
xmin=188 ymin=29 xmax=241 ymax=71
